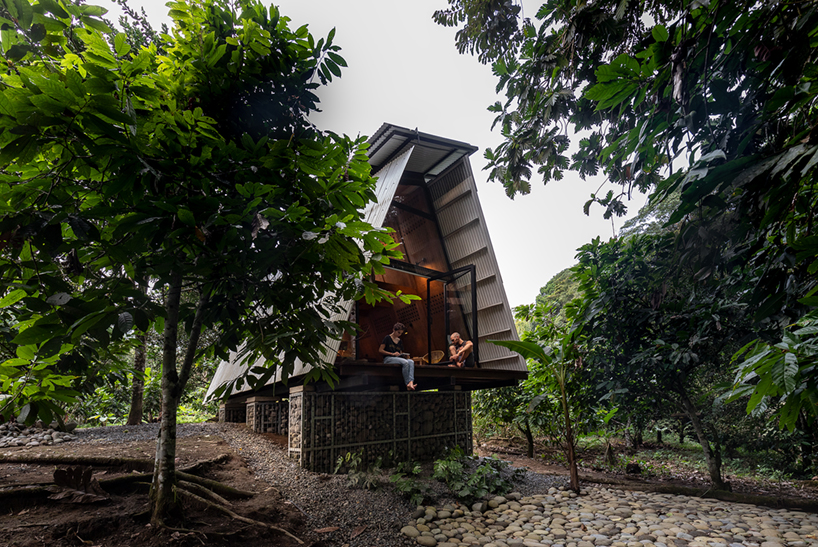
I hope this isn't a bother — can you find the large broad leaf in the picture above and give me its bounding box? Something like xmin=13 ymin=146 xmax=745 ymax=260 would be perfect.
xmin=117 ymin=311 xmax=134 ymax=333
xmin=489 ymin=339 xmax=552 ymax=363
xmin=12 ymin=324 xmax=64 ymax=345
xmin=0 ymin=289 xmax=27 ymax=308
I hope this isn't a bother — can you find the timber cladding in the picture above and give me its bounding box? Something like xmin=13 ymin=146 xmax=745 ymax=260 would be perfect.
xmin=288 ymin=391 xmax=473 ymax=473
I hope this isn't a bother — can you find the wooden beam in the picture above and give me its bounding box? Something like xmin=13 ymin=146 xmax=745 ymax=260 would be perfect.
xmin=337 ymin=363 xmax=528 ymax=381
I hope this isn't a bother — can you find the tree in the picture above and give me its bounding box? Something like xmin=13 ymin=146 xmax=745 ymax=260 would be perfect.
xmin=0 ymin=0 xmax=400 ymax=525
xmin=571 ymin=232 xmax=757 ymax=489
xmin=534 ymin=267 xmax=581 ymax=326
xmin=492 ymin=302 xmax=588 ymax=492
xmin=436 ymin=0 xmax=818 ymax=436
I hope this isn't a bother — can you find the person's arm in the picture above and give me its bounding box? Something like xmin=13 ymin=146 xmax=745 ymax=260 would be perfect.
xmin=379 ymin=341 xmax=398 ymax=357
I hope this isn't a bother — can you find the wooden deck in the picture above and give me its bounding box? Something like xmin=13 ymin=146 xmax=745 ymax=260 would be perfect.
xmin=317 ymin=360 xmax=527 ymax=392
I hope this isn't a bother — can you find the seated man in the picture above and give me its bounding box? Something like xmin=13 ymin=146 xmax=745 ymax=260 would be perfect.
xmin=448 ymin=332 xmax=474 ymax=368
xmin=378 ymin=322 xmax=417 ymax=390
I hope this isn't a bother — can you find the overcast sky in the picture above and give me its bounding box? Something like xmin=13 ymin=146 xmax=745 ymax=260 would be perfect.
xmin=105 ymin=0 xmax=647 ymax=307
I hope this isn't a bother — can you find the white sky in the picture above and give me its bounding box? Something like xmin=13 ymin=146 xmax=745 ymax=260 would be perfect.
xmin=105 ymin=0 xmax=647 ymax=307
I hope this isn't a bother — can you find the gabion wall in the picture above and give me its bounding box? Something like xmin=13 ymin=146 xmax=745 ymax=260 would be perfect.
xmin=288 ymin=391 xmax=472 ymax=473
xmin=246 ymin=399 xmax=289 ymax=435
xmin=219 ymin=403 xmax=247 ymax=424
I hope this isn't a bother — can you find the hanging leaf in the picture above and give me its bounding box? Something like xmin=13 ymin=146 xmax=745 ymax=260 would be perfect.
xmin=117 ymin=312 xmax=134 ymax=333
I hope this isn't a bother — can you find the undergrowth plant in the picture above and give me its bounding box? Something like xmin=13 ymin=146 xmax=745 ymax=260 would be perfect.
xmin=334 ymin=450 xmax=382 ymax=490
xmin=432 ymin=446 xmax=525 ymax=503
xmin=390 ymin=460 xmax=432 ymax=506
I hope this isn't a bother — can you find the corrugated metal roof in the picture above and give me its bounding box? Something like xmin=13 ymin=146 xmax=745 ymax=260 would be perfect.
xmin=428 ymin=158 xmax=525 ymax=372
xmin=206 ymin=124 xmax=526 ymax=399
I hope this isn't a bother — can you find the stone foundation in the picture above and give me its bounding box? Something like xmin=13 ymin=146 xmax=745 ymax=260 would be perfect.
xmin=219 ymin=401 xmax=247 ymax=424
xmin=288 ymin=388 xmax=472 ymax=473
xmin=245 ymin=397 xmax=289 ymax=435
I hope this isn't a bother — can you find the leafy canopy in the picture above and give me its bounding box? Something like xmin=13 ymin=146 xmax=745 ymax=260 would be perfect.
xmin=437 ymin=0 xmax=818 ymax=431
xmin=0 ymin=0 xmax=400 ymax=422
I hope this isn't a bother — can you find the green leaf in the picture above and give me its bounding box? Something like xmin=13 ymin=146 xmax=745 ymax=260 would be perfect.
xmin=117 ymin=311 xmax=134 ymax=333
xmin=0 ymin=289 xmax=27 ymax=308
xmin=324 ymin=59 xmax=342 ymax=78
xmin=651 ymin=24 xmax=669 ymax=42
xmin=80 ymin=15 xmax=112 ymax=33
xmin=12 ymin=324 xmax=63 ymax=345
xmin=0 ymin=135 xmax=38 ymax=165
xmin=326 ymin=51 xmax=347 ymax=67
xmin=6 ymin=44 xmax=33 ymax=61
xmin=45 ymin=292 xmax=71 ymax=306
xmin=114 ymin=32 xmax=131 ymax=57
xmin=39 ymin=0 xmax=70 ymax=19
xmin=16 ymin=344 xmax=35 ymax=360
xmin=177 ymin=207 xmax=196 ymax=226
xmin=489 ymin=339 xmax=552 ymax=363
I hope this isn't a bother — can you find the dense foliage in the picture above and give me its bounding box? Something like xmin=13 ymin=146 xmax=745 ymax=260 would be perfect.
xmin=438 ymin=0 xmax=818 ymax=485
xmin=0 ymin=0 xmax=402 ymax=522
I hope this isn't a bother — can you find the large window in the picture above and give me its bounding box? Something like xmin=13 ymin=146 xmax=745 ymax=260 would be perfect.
xmin=336 ymin=175 xmax=478 ymax=365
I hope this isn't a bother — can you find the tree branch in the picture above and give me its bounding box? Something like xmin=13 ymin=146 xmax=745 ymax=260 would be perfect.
xmin=176 ymin=287 xmax=211 ymax=398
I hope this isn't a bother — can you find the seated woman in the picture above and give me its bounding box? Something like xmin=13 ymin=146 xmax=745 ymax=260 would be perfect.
xmin=378 ymin=322 xmax=417 ymax=390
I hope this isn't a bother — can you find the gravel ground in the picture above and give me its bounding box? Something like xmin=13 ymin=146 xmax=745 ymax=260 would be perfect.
xmin=71 ymin=422 xmax=568 ymax=546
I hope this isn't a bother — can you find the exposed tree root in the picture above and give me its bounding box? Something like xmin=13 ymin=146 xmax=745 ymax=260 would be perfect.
xmin=180 ymin=453 xmax=230 ymax=474
xmin=0 ymin=455 xmax=154 ymax=471
xmin=151 ymin=517 xmax=208 ymax=544
xmin=580 ymin=475 xmax=818 ymax=511
xmin=98 ymin=472 xmax=152 ymax=491
xmin=178 ymin=479 xmax=233 ymax=507
xmin=0 ymin=456 xmax=240 ymax=510
xmin=176 ymin=487 xmax=304 ymax=545
xmin=0 ymin=452 xmax=230 ymax=473
xmin=0 ymin=484 xmax=51 ymax=504
xmin=176 ymin=471 xmax=256 ymax=498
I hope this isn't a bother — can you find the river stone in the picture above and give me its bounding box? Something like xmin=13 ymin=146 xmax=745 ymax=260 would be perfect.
xmin=402 ymin=526 xmax=421 ymax=538
xmin=417 ymin=537 xmax=438 ymax=547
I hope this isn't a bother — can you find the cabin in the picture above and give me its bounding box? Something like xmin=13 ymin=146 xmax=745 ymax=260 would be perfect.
xmin=206 ymin=123 xmax=528 ymax=472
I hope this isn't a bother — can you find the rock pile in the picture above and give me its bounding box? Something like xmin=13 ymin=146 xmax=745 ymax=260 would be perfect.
xmin=0 ymin=421 xmax=78 ymax=449
xmin=401 ymin=487 xmax=818 ymax=547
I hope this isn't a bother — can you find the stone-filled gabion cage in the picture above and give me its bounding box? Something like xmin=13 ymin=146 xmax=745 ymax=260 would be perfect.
xmin=245 ymin=397 xmax=289 ymax=435
xmin=219 ymin=401 xmax=247 ymax=424
xmin=288 ymin=389 xmax=472 ymax=473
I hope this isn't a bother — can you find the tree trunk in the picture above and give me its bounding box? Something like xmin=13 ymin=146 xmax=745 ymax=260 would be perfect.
xmin=126 ymin=333 xmax=147 ymax=426
xmin=678 ymin=388 xmax=728 ymax=490
xmin=517 ymin=420 xmax=535 ymax=458
xmin=634 ymin=425 xmax=643 ymax=448
xmin=798 ymin=411 xmax=814 ymax=473
xmin=151 ymin=275 xmax=183 ymax=524
xmin=150 ymin=277 xmax=210 ymax=525
xmin=603 ymin=439 xmax=616 ymax=466
xmin=624 ymin=416 xmax=632 ymax=449
xmin=559 ymin=363 xmax=579 ymax=492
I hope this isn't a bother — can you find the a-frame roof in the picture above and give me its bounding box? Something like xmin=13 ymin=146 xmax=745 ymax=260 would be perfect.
xmin=205 ymin=124 xmax=525 ymax=400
